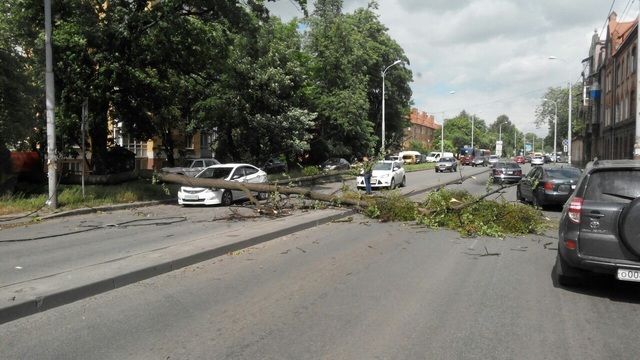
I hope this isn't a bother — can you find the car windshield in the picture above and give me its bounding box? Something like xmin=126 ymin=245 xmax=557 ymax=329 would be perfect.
xmin=440 ymin=158 xmax=453 ymax=162
xmin=373 ymin=162 xmax=393 ymax=171
xmin=196 ymin=167 xmax=233 ymax=179
xmin=546 ymin=168 xmax=581 ymax=180
xmin=324 ymin=158 xmax=341 ymax=165
xmin=490 ymin=155 xmax=498 ymax=159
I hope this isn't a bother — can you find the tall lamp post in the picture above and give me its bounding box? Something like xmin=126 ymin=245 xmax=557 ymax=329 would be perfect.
xmin=549 ymin=56 xmax=571 ymax=165
xmin=381 ymin=60 xmax=402 ymax=152
xmin=544 ymin=98 xmax=558 ymax=162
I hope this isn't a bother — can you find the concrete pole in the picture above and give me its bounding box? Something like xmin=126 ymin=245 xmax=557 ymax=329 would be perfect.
xmin=45 ymin=0 xmax=57 ymax=208
xmin=636 ymin=6 xmax=640 ymax=160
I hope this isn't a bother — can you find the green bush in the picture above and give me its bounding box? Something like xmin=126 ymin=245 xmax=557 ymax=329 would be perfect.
xmin=301 ymin=166 xmax=320 ymax=176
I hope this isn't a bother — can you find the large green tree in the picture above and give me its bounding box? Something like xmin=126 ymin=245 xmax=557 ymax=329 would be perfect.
xmin=303 ymin=0 xmax=412 ymax=163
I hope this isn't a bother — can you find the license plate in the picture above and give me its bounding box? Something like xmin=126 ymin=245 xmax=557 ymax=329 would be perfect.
xmin=183 ymin=194 xmax=199 ymax=200
xmin=571 ymin=185 xmax=576 ymax=189
xmin=617 ymin=269 xmax=640 ymax=282
xmin=507 ymin=171 xmax=513 ymax=174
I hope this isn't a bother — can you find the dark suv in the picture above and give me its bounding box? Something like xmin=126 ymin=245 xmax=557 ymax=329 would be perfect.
xmin=556 ymin=160 xmax=640 ymax=286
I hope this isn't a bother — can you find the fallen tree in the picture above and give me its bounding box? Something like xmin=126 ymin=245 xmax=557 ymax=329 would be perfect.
xmin=155 ymin=172 xmax=370 ymax=212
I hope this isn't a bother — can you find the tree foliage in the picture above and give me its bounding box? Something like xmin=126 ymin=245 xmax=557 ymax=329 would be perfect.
xmin=0 ymin=0 xmax=413 ymax=174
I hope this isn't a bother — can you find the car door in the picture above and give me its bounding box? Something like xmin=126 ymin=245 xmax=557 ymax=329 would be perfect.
xmin=520 ymin=167 xmax=541 ymax=200
xmin=229 ymin=166 xmax=249 ymax=200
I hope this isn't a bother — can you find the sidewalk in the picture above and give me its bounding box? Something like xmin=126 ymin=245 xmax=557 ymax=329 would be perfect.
xmin=0 ymin=203 xmax=356 ymax=324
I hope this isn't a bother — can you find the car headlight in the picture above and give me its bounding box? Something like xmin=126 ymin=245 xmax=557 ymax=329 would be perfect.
xmin=379 ymin=173 xmax=389 ymax=178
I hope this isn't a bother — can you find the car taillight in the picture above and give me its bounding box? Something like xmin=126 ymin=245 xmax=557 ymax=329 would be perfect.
xmin=543 ymin=182 xmax=554 ymax=191
xmin=514 ymin=170 xmax=522 ymax=176
xmin=568 ymin=197 xmax=582 ymax=224
xmin=494 ymin=170 xmax=503 ymax=175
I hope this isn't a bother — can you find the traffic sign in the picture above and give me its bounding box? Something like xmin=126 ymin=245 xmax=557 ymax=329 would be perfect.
xmin=562 ymin=139 xmax=568 ymax=146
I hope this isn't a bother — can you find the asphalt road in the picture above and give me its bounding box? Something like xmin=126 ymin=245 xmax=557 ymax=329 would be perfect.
xmin=2 ymin=214 xmax=640 ymax=359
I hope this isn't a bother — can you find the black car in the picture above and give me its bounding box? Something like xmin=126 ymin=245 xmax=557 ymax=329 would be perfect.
xmin=322 ymin=157 xmax=350 ymax=171
xmin=252 ymin=158 xmax=288 ymax=174
xmin=516 ymin=165 xmax=581 ymax=208
xmin=556 ymin=160 xmax=640 ymax=286
xmin=490 ymin=161 xmax=522 ymax=184
xmin=472 ymin=156 xmax=487 ymax=167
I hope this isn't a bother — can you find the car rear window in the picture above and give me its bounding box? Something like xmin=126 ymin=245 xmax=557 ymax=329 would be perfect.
xmin=546 ymin=168 xmax=581 ymax=179
xmin=583 ymin=169 xmax=640 ymax=202
xmin=505 ymin=163 xmax=520 ymax=169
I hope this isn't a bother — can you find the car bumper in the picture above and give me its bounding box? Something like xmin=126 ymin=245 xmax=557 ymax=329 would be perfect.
xmin=493 ymin=175 xmax=521 ymax=183
xmin=356 ymin=176 xmax=396 ymax=188
xmin=178 ymin=189 xmax=224 ymax=205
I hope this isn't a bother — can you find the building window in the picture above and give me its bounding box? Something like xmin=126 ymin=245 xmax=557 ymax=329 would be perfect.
xmin=123 ymin=134 xmax=146 ymax=157
xmin=633 ymin=47 xmax=637 ymax=74
xmin=616 ymin=64 xmax=621 ymax=85
xmin=185 ymin=135 xmax=194 ymax=149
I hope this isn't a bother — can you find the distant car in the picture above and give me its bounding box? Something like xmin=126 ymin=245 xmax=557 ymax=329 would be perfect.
xmin=356 ymin=160 xmax=406 ymax=190
xmin=162 ymin=158 xmax=221 ymax=177
xmin=178 ymin=164 xmax=267 ymax=206
xmin=531 ymin=155 xmax=545 ymax=166
xmin=555 ymin=160 xmax=640 ymax=286
xmin=435 ymin=157 xmax=458 ymax=173
xmin=514 ymin=155 xmax=525 ymax=164
xmin=524 ymin=155 xmax=532 ymax=163
xmin=472 ymin=156 xmax=487 ymax=167
xmin=322 ymin=157 xmax=350 ymax=171
xmin=491 ymin=161 xmax=523 ymax=184
xmin=517 ymin=165 xmax=582 ymax=209
xmin=252 ymin=158 xmax=288 ymax=174
xmin=488 ymin=154 xmax=500 ymax=167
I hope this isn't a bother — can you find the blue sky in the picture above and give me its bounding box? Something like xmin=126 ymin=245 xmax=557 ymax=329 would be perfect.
xmin=267 ymin=0 xmax=639 ymax=138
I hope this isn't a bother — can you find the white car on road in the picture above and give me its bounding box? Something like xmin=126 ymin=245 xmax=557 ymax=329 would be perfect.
xmin=356 ymin=160 xmax=406 ymax=190
xmin=178 ymin=164 xmax=267 ymax=206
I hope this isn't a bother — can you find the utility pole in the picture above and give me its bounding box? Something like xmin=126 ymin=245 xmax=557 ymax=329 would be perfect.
xmin=636 ymin=2 xmax=640 ymax=160
xmin=45 ymin=0 xmax=57 ymax=208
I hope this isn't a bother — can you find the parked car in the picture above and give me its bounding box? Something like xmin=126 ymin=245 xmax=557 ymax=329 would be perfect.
xmin=516 ymin=165 xmax=582 ymax=208
xmin=252 ymin=158 xmax=288 ymax=174
xmin=514 ymin=155 xmax=525 ymax=164
xmin=356 ymin=160 xmax=406 ymax=190
xmin=472 ymin=156 xmax=488 ymax=167
xmin=555 ymin=160 xmax=640 ymax=286
xmin=491 ymin=161 xmax=523 ymax=184
xmin=488 ymin=154 xmax=500 ymax=167
xmin=177 ymin=164 xmax=267 ymax=206
xmin=531 ymin=155 xmax=545 ymax=166
xmin=321 ymin=157 xmax=350 ymax=171
xmin=524 ymin=155 xmax=532 ymax=163
xmin=161 ymin=158 xmax=220 ymax=177
xmin=435 ymin=156 xmax=458 ymax=173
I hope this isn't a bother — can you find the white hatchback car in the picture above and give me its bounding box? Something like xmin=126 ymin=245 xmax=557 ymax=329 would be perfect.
xmin=531 ymin=155 xmax=545 ymax=166
xmin=178 ymin=164 xmax=268 ymax=206
xmin=356 ymin=160 xmax=406 ymax=190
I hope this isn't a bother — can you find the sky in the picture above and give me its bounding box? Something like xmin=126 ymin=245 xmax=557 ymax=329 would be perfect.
xmin=266 ymin=0 xmax=639 ymax=138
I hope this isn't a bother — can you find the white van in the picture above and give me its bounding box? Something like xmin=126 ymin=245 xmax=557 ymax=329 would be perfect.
xmin=426 ymin=151 xmax=453 ymax=163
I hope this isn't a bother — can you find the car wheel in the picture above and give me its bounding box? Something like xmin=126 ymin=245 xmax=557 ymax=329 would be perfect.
xmin=221 ymin=190 xmax=233 ymax=206
xmin=401 ymin=176 xmax=406 ymax=187
xmin=619 ymin=197 xmax=640 ymax=257
xmin=555 ymin=252 xmax=582 ymax=287
xmin=516 ymin=185 xmax=525 ymax=202
xmin=454 ymin=166 xmax=457 ymax=172
xmin=389 ymin=178 xmax=396 ymax=190
xmin=435 ymin=168 xmax=439 ymax=173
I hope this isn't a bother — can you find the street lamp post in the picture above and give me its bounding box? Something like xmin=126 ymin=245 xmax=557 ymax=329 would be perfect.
xmin=544 ymin=98 xmax=558 ymax=162
xmin=549 ymin=56 xmax=572 ymax=165
xmin=441 ymin=91 xmax=455 ymax=156
xmin=381 ymin=60 xmax=402 ymax=152
xmin=499 ymin=123 xmax=502 ymax=141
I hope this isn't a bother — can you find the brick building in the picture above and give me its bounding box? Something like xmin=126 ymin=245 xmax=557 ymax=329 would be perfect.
xmin=403 ymin=108 xmax=439 ymax=150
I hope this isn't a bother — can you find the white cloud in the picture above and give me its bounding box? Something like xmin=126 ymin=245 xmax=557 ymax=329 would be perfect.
xmin=267 ymin=0 xmax=639 ymax=137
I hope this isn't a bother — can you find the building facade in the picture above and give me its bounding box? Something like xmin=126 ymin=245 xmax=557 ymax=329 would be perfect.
xmin=403 ymin=108 xmax=439 ymax=151
xmin=582 ymin=12 xmax=638 ymax=163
